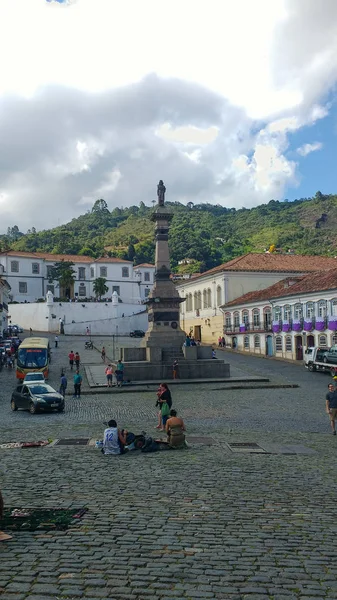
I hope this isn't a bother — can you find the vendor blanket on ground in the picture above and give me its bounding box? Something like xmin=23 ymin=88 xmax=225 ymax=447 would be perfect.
xmin=0 ymin=507 xmax=87 ymax=531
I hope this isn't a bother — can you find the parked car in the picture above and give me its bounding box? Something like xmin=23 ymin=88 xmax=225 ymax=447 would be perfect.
xmin=11 ymin=383 xmax=65 ymax=414
xmin=323 ymin=345 xmax=337 ymax=364
xmin=12 ymin=324 xmax=24 ymax=333
xmin=129 ymin=330 xmax=145 ymax=338
xmin=23 ymin=372 xmax=45 ymax=384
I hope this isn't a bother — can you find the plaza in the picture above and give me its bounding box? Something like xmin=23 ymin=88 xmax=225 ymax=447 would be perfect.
xmin=0 ymin=334 xmax=337 ymax=600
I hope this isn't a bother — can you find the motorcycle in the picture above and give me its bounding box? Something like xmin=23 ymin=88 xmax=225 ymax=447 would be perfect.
xmin=85 ymin=341 xmax=93 ymax=350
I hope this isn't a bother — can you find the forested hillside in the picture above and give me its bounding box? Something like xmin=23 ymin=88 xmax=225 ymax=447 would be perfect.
xmin=1 ymin=192 xmax=337 ymax=273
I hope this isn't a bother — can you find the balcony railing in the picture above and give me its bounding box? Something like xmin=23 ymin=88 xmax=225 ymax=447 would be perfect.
xmin=224 ymin=322 xmax=272 ymax=334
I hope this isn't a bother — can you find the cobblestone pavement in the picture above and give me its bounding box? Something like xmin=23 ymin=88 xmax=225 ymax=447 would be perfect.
xmin=1 ymin=334 xmax=337 ymax=599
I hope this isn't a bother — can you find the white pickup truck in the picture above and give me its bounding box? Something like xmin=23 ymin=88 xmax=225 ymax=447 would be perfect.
xmin=304 ymin=346 xmax=337 ymax=374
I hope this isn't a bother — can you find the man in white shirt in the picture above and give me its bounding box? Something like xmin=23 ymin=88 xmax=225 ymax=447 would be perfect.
xmin=103 ymin=420 xmax=127 ymax=455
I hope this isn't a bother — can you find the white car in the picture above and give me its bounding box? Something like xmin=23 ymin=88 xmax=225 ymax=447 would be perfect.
xmin=13 ymin=324 xmax=24 ymax=333
xmin=23 ymin=372 xmax=45 ymax=384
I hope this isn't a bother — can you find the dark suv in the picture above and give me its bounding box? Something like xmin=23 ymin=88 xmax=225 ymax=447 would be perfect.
xmin=130 ymin=330 xmax=145 ymax=338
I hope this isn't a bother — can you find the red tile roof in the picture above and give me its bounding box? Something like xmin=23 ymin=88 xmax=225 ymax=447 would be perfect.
xmin=224 ymin=269 xmax=337 ymax=308
xmin=95 ymin=257 xmax=132 ymax=264
xmin=0 ymin=251 xmax=131 ymax=264
xmin=193 ymin=253 xmax=337 ymax=279
xmin=0 ymin=250 xmax=92 ymax=262
xmin=134 ymin=263 xmax=155 ymax=268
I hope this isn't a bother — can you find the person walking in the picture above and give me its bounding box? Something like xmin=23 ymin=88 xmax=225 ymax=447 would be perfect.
xmin=74 ymin=352 xmax=80 ymax=370
xmin=59 ymin=372 xmax=67 ymax=398
xmin=73 ymin=370 xmax=82 ymax=398
xmin=55 ymin=335 xmax=59 ymax=348
xmin=101 ymin=346 xmax=106 ymax=363
xmin=68 ymin=350 xmax=75 ymax=371
xmin=173 ymin=359 xmax=179 ymax=380
xmin=115 ymin=359 xmax=124 ymax=387
xmin=326 ymin=382 xmax=337 ymax=435
xmin=105 ymin=364 xmax=114 ymax=387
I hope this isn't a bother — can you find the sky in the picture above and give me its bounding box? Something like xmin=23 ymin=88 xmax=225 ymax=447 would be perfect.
xmin=0 ymin=0 xmax=337 ymax=232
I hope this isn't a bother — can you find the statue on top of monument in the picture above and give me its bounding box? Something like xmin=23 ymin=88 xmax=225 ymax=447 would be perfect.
xmin=157 ymin=180 xmax=166 ymax=206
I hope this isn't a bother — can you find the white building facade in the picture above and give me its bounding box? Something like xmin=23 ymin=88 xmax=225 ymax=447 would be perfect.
xmin=0 ymin=251 xmax=154 ymax=304
xmin=222 ymin=270 xmax=337 ymax=361
xmin=176 ymin=254 xmax=337 ymax=345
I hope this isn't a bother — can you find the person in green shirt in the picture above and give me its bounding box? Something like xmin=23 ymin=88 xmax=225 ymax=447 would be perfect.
xmin=73 ymin=370 xmax=83 ymax=398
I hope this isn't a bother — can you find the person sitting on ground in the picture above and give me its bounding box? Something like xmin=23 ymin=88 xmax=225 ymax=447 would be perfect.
xmin=0 ymin=490 xmax=12 ymax=542
xmin=102 ymin=419 xmax=128 ymax=455
xmin=105 ymin=364 xmax=114 ymax=387
xmin=165 ymin=409 xmax=186 ymax=449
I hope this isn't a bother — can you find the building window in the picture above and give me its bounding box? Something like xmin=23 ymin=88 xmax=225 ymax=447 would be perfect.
xmin=203 ymin=289 xmax=207 ymax=309
xmin=11 ymin=261 xmax=19 ymax=273
xmin=225 ymin=313 xmax=231 ymax=328
xmin=294 ymin=303 xmax=302 ymax=319
xmin=275 ymin=336 xmax=282 ymax=352
xmin=78 ymin=267 xmax=86 ymax=280
xmin=90 ymin=267 xmax=94 ymax=278
xmin=145 ymin=288 xmax=150 ymax=298
xmin=331 ymin=299 xmax=337 ymax=316
xmin=78 ymin=284 xmax=86 ymax=296
xmin=207 ymin=288 xmax=212 ymax=308
xmin=234 ymin=312 xmax=240 ymax=327
xmin=318 ymin=300 xmax=327 ymax=317
xmin=47 ymin=265 xmax=53 ymax=279
xmin=285 ymin=336 xmax=292 ymax=351
xmin=274 ymin=306 xmax=282 ymax=321
xmin=186 ymin=293 xmax=193 ymax=312
xmin=242 ymin=310 xmax=249 ymax=325
xmin=197 ymin=291 xmax=201 ymax=311
xmin=216 ymin=285 xmax=222 ymax=306
xmin=46 ymin=284 xmax=54 ymax=294
xmin=32 ymin=263 xmax=40 ymax=274
xmin=112 ymin=286 xmax=120 ymax=295
xmin=332 ymin=335 xmax=337 ymax=345
xmin=122 ymin=267 xmax=129 ymax=278
xmin=284 ymin=305 xmax=291 ymax=320
xmin=254 ymin=335 xmax=260 ymax=348
xmin=319 ymin=334 xmax=327 ymax=347
xmin=144 ymin=272 xmax=150 ymax=282
xmin=244 ymin=336 xmax=249 ymax=349
xmin=100 ymin=267 xmax=107 ymax=277
xmin=306 ymin=302 xmax=314 ymax=318
xmin=19 ymin=281 xmax=27 ymax=294
xmin=253 ymin=309 xmax=260 ymax=327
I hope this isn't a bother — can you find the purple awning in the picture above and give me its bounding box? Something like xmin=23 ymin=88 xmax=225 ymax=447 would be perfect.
xmin=315 ymin=319 xmax=325 ymax=331
xmin=303 ymin=320 xmax=313 ymax=331
xmin=328 ymin=319 xmax=337 ymax=331
xmin=282 ymin=321 xmax=291 ymax=332
xmin=272 ymin=321 xmax=280 ymax=333
xmin=292 ymin=320 xmax=301 ymax=332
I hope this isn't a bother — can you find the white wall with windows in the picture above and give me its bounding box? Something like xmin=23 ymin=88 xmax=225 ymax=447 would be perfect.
xmin=0 ymin=252 xmax=154 ymax=304
xmin=222 ymin=288 xmax=337 ymax=361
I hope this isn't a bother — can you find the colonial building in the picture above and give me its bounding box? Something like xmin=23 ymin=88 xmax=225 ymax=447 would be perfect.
xmin=0 ymin=264 xmax=11 ymax=335
xmin=222 ymin=269 xmax=337 ymax=361
xmin=0 ymin=251 xmax=154 ymax=304
xmin=176 ymin=253 xmax=337 ymax=344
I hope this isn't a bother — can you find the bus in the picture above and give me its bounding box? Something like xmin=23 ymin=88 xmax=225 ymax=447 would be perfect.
xmin=16 ymin=337 xmax=51 ymax=380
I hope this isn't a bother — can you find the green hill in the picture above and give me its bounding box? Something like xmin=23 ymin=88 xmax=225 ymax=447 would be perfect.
xmin=1 ymin=192 xmax=337 ymax=272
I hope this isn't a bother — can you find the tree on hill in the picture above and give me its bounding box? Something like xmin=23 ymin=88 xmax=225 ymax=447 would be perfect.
xmin=93 ymin=277 xmax=109 ymax=300
xmin=92 ymin=199 xmax=109 ymax=213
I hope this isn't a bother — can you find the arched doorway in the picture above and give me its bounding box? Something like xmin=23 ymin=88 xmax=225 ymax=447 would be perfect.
xmin=307 ymin=334 xmax=315 ymax=348
xmin=232 ymin=337 xmax=237 ymax=349
xmin=295 ymin=335 xmax=303 ymax=360
xmin=266 ymin=335 xmax=273 ymax=356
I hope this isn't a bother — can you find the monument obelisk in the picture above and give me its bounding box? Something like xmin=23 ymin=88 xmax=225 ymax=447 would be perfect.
xmin=142 ymin=180 xmax=186 ymax=349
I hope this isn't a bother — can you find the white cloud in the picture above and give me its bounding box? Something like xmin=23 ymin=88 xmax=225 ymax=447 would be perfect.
xmin=0 ymin=0 xmax=337 ymax=230
xmin=297 ymin=142 xmax=323 ymax=157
